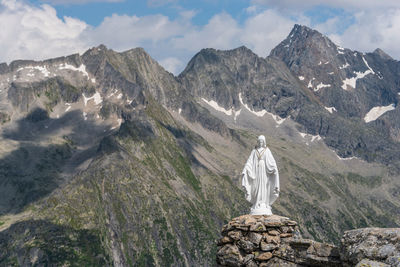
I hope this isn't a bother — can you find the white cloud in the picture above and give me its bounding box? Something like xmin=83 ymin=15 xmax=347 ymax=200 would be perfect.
xmin=251 ymin=0 xmax=400 ymax=10
xmin=332 ymin=9 xmax=400 ymax=58
xmin=0 ymin=0 xmax=88 ymax=62
xmin=85 ymin=13 xmax=189 ymax=51
xmin=240 ymin=9 xmax=299 ymax=56
xmin=171 ymin=12 xmax=241 ymax=52
xmin=159 ymin=57 xmax=183 ymax=74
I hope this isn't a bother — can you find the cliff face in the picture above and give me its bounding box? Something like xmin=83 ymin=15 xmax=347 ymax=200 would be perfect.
xmin=217 ymin=215 xmax=400 ymax=267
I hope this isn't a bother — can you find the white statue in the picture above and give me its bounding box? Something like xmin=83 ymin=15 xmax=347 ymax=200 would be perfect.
xmin=242 ymin=135 xmax=280 ymax=215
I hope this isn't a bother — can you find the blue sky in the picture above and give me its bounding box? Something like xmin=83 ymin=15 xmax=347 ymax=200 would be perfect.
xmin=1 ymin=0 xmax=400 ymax=74
xmin=34 ymin=0 xmax=252 ymax=27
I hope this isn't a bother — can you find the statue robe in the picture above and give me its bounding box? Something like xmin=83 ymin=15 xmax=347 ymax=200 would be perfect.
xmin=241 ymin=147 xmax=279 ymax=215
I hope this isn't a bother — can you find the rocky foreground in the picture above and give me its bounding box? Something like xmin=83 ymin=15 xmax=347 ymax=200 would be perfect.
xmin=217 ymin=215 xmax=400 ymax=267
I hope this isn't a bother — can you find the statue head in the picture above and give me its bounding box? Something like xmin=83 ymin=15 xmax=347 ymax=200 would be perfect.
xmin=257 ymin=135 xmax=266 ymax=148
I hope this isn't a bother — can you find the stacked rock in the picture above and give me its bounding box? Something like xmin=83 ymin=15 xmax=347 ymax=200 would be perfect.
xmin=216 ymin=214 xmax=299 ymax=266
xmin=341 ymin=228 xmax=400 ymax=266
xmin=216 ymin=215 xmax=341 ymax=267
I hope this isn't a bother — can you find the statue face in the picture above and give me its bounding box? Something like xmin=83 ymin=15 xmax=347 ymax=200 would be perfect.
xmin=257 ymin=139 xmax=265 ymax=148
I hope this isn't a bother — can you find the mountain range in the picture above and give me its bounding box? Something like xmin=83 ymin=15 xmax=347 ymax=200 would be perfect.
xmin=0 ymin=24 xmax=399 ymax=266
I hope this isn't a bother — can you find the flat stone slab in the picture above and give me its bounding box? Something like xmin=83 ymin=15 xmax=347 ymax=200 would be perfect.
xmin=222 ymin=214 xmax=298 ymax=233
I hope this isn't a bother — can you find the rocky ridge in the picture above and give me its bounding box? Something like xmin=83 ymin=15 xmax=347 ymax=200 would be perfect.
xmin=182 ymin=24 xmax=400 ymax=167
xmin=217 ymin=215 xmax=400 ymax=267
xmin=270 ymin=24 xmax=400 ymax=165
xmin=0 ymin=25 xmax=399 ymax=266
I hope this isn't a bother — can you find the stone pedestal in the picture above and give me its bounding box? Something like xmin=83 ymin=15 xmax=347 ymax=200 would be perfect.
xmin=216 ymin=215 xmax=341 ymax=267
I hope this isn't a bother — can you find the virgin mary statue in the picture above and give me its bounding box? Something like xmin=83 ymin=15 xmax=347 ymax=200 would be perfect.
xmin=242 ymin=135 xmax=280 ymax=215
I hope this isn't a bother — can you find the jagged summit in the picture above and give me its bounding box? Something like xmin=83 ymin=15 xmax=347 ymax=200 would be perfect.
xmin=289 ymin=24 xmax=324 ymax=40
xmin=269 ymin=23 xmax=399 ymax=120
xmin=270 ymin=24 xmax=341 ymax=68
xmin=373 ymin=48 xmax=393 ymax=61
xmin=180 ymin=45 xmax=256 ymax=76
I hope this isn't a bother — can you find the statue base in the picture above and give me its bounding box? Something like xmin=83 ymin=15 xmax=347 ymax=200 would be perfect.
xmin=250 ymin=205 xmax=272 ymax=215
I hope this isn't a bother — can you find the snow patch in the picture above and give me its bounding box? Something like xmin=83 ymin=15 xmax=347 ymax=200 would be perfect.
xmin=328 ymin=72 xmax=334 ymax=75
xmin=324 ymin=61 xmax=329 ymax=64
xmin=178 ymin=108 xmax=182 ymax=114
xmin=238 ymin=93 xmax=285 ymax=125
xmin=315 ymin=82 xmax=331 ymax=91
xmin=82 ymin=92 xmax=103 ymax=106
xmin=362 ymin=56 xmax=375 ymax=74
xmin=116 ymin=93 xmax=123 ymax=99
xmin=318 ymin=61 xmax=322 ymax=65
xmin=364 ymin=104 xmax=395 ymax=123
xmin=311 ymin=135 xmax=322 ymax=142
xmin=91 ymin=78 xmax=96 ymax=83
xmin=17 ymin=65 xmax=50 ymax=77
xmin=324 ymin=106 xmax=337 ymax=113
xmin=299 ymin=132 xmax=322 ymax=142
xmin=337 ymin=154 xmax=358 ymax=161
xmin=65 ymin=103 xmax=71 ymax=112
xmin=298 ymin=76 xmax=305 ymax=80
xmin=111 ymin=118 xmax=123 ymax=130
xmin=83 ymin=112 xmax=87 ymax=120
xmin=202 ymin=98 xmax=233 ymax=116
xmin=59 ymin=63 xmax=89 ymax=79
xmin=339 ymin=62 xmax=350 ymax=69
xmin=341 ymin=69 xmax=373 ymax=90
xmin=108 ymin=89 xmax=118 ymax=98
xmin=307 ymin=78 xmax=315 ymax=89
xmin=234 ymin=109 xmax=241 ymax=122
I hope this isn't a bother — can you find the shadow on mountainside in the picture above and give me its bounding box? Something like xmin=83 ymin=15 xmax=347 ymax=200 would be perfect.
xmin=0 ymin=109 xmax=112 ymax=215
xmin=0 ymin=219 xmax=109 ymax=266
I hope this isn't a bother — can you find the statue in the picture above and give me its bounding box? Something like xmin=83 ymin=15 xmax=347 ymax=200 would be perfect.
xmin=242 ymin=135 xmax=280 ymax=215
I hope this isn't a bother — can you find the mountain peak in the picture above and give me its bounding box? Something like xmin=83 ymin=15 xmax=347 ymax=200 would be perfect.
xmin=373 ymin=48 xmax=393 ymax=61
xmin=290 ymin=24 xmax=320 ymax=37
xmin=270 ymin=24 xmax=336 ymax=59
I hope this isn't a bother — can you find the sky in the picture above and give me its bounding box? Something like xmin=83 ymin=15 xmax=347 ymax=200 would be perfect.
xmin=1 ymin=0 xmax=400 ymax=75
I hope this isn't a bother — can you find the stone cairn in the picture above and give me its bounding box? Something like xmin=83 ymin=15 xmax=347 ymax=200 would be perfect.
xmin=216 ymin=214 xmax=341 ymax=267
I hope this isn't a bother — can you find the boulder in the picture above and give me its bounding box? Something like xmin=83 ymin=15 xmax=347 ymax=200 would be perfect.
xmin=341 ymin=228 xmax=400 ymax=267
